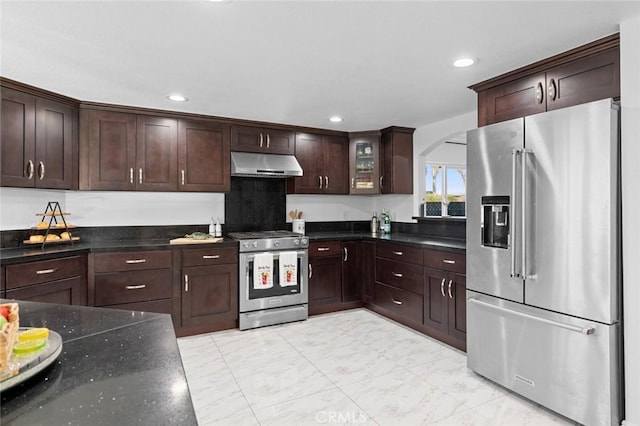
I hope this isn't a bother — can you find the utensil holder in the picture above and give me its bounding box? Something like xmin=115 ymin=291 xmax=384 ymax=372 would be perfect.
xmin=292 ymin=219 xmax=305 ymax=235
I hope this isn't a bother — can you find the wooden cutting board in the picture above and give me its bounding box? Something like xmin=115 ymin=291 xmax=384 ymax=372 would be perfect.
xmin=169 ymin=237 xmax=224 ymax=245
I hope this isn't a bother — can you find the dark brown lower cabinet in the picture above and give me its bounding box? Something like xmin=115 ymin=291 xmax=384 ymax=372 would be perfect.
xmin=4 ymin=255 xmax=87 ymax=305
xmin=361 ymin=241 xmax=376 ymax=304
xmin=423 ymin=267 xmax=466 ymax=348
xmin=342 ymin=241 xmax=360 ymax=302
xmin=181 ymin=264 xmax=237 ymax=330
xmin=374 ymin=282 xmax=423 ymax=324
xmin=309 ymin=255 xmax=343 ymax=311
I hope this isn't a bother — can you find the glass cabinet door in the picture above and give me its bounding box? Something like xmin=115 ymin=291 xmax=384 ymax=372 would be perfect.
xmin=349 ymin=132 xmax=380 ymax=194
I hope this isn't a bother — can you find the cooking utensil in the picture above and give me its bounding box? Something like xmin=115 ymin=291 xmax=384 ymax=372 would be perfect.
xmin=297 ymin=211 xmax=303 ymax=219
xmin=289 ymin=211 xmax=296 ymax=220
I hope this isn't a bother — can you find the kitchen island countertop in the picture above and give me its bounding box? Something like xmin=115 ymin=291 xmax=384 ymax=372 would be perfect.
xmin=0 ymin=299 xmax=197 ymax=425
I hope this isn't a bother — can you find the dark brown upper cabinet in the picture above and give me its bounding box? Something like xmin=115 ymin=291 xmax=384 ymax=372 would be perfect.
xmin=178 ymin=119 xmax=230 ymax=192
xmin=1 ymin=86 xmax=76 ymax=189
xmin=471 ymin=34 xmax=620 ymax=127
xmin=349 ymin=131 xmax=381 ymax=195
xmin=380 ymin=126 xmax=414 ymax=194
xmin=287 ymin=132 xmax=348 ymax=194
xmin=81 ymin=108 xmax=230 ymax=192
xmin=231 ymin=125 xmax=295 ymax=155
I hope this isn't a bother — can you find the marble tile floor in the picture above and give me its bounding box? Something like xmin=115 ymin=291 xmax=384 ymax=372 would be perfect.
xmin=177 ymin=309 xmax=577 ymax=425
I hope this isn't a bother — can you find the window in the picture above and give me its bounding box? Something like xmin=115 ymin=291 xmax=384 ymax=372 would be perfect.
xmin=423 ymin=163 xmax=466 ymax=217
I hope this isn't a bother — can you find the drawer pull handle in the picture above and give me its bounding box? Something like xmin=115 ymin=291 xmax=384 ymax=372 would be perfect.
xmin=125 ymin=259 xmax=147 ymax=264
xmin=448 ymin=280 xmax=453 ymax=299
xmin=184 ymin=275 xmax=189 ymax=292
xmin=440 ymin=278 xmax=446 ymax=297
xmin=202 ymin=255 xmax=221 ymax=259
xmin=125 ymin=284 xmax=146 ymax=290
xmin=392 ymin=251 xmax=403 ymax=256
xmin=181 ymin=169 xmax=185 ymax=185
xmin=392 ymin=298 xmax=403 ymax=305
xmin=27 ymin=160 xmax=34 ymax=179
xmin=392 ymin=272 xmax=403 ymax=278
xmin=442 ymin=259 xmax=456 ymax=264
xmin=36 ymin=268 xmax=57 ymax=275
xmin=317 ymin=247 xmax=330 ymax=252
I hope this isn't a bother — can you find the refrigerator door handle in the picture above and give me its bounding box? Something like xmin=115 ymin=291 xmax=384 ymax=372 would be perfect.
xmin=468 ymin=297 xmax=595 ymax=335
xmin=510 ymin=148 xmax=519 ymax=278
xmin=522 ymin=148 xmax=533 ymax=280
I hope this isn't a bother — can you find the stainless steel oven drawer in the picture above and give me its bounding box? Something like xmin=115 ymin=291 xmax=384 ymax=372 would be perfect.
xmin=466 ymin=290 xmax=620 ymax=426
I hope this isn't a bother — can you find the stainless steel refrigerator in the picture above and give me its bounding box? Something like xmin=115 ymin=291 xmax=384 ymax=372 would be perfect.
xmin=466 ymin=98 xmax=622 ymax=426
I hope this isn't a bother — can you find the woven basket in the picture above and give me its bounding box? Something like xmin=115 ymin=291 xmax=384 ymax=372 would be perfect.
xmin=0 ymin=303 xmax=19 ymax=371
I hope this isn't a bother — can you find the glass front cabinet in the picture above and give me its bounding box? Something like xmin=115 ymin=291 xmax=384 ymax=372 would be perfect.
xmin=349 ymin=131 xmax=380 ymax=194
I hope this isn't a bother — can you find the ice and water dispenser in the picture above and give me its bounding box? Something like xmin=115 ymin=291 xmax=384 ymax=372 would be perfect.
xmin=481 ymin=196 xmax=510 ymax=249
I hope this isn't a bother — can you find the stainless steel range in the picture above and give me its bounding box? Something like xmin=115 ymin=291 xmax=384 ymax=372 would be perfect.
xmin=228 ymin=230 xmax=309 ymax=330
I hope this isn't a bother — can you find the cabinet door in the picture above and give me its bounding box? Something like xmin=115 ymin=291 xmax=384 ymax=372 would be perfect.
xmin=476 ymin=73 xmax=546 ymax=127
xmin=182 ymin=264 xmax=238 ymax=328
xmin=361 ymin=241 xmax=376 ymax=304
xmin=1 ymin=88 xmax=36 ymax=187
xmin=309 ymin=255 xmax=342 ymax=306
xmin=230 ymin=125 xmax=265 ymax=153
xmin=323 ymin=135 xmax=349 ymax=194
xmin=178 ymin=119 xmax=230 ymax=192
xmin=349 ymin=132 xmax=380 ymax=194
xmin=290 ymin=132 xmax=324 ymax=193
xmin=380 ymin=127 xmax=413 ymax=194
xmin=136 ymin=116 xmax=177 ymax=191
xmin=262 ymin=127 xmax=295 ymax=155
xmin=447 ymin=273 xmax=466 ymax=343
xmin=87 ymin=110 xmax=136 ymax=190
xmin=546 ymin=47 xmax=620 ymax=112
xmin=342 ymin=241 xmax=360 ymax=302
xmin=423 ymin=267 xmax=448 ymax=334
xmin=6 ymin=276 xmax=85 ymax=305
xmin=34 ymin=98 xmax=74 ymax=189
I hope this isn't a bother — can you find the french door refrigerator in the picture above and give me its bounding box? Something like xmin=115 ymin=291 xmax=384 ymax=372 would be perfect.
xmin=466 ymin=98 xmax=621 ymax=426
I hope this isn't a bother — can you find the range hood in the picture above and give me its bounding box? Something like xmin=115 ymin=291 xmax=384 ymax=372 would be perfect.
xmin=230 ymin=152 xmax=303 ymax=178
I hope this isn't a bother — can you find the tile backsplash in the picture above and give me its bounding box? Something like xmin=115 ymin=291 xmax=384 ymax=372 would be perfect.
xmin=224 ymin=177 xmax=286 ymax=232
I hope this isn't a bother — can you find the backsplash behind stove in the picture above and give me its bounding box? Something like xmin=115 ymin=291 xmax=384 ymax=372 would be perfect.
xmin=225 ymin=177 xmax=286 ymax=233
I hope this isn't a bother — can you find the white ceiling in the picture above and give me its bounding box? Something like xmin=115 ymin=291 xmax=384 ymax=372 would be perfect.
xmin=2 ymin=1 xmax=639 ymax=132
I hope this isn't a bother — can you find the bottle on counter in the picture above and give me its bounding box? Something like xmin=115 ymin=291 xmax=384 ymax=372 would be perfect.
xmin=209 ymin=217 xmax=215 ymax=236
xmin=371 ymin=212 xmax=379 ymax=234
xmin=383 ymin=211 xmax=391 ymax=234
xmin=214 ymin=218 xmax=222 ymax=237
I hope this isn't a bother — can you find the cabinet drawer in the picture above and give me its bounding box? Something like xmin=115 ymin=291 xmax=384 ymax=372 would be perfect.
xmin=95 ymin=269 xmax=172 ymax=306
xmin=6 ymin=256 xmax=82 ymax=289
xmin=423 ymin=249 xmax=466 ymax=274
xmin=376 ymin=242 xmax=422 ymax=265
xmin=94 ymin=251 xmax=171 ymax=273
xmin=309 ymin=241 xmax=342 ymax=258
xmin=375 ymin=283 xmax=423 ymax=324
xmin=375 ymin=258 xmax=423 ymax=295
xmin=181 ymin=247 xmax=237 ymax=267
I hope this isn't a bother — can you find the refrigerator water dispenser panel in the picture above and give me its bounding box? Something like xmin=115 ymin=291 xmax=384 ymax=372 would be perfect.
xmin=481 ymin=196 xmax=510 ymax=249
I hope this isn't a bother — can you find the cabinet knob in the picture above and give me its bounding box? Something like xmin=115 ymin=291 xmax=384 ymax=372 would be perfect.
xmin=26 ymin=160 xmax=34 ymax=180
xmin=548 ymin=78 xmax=557 ymax=101
xmin=535 ymin=82 xmax=544 ymax=104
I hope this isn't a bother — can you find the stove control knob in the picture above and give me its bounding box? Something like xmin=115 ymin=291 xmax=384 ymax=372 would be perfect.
xmin=293 ymin=239 xmax=300 ymax=245
xmin=274 ymin=241 xmax=280 ymax=247
xmin=243 ymin=242 xmax=249 ymax=248
xmin=252 ymin=241 xmax=259 ymax=248
xmin=301 ymin=238 xmax=308 ymax=245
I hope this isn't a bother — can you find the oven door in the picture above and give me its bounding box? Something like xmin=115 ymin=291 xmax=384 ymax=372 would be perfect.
xmin=239 ymin=250 xmax=308 ymax=312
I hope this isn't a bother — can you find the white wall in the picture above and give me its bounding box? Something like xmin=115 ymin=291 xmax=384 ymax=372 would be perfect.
xmin=0 ymin=187 xmax=224 ymax=230
xmin=621 ymin=15 xmax=640 ymax=426
xmin=286 ymin=194 xmax=374 ymax=223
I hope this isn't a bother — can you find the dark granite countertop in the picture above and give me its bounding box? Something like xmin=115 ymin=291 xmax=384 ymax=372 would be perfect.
xmin=0 ymin=238 xmax=239 ymax=265
xmin=0 ymin=300 xmax=197 ymax=425
xmin=307 ymin=232 xmax=466 ymax=252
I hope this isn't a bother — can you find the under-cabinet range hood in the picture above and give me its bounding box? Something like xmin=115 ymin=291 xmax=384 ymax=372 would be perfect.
xmin=230 ymin=152 xmax=303 ymax=178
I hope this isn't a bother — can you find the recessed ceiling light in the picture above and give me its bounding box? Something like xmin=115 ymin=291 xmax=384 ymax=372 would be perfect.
xmin=329 ymin=116 xmax=343 ymax=123
xmin=167 ymin=94 xmax=188 ymax=102
xmin=453 ymin=57 xmax=476 ymax=68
